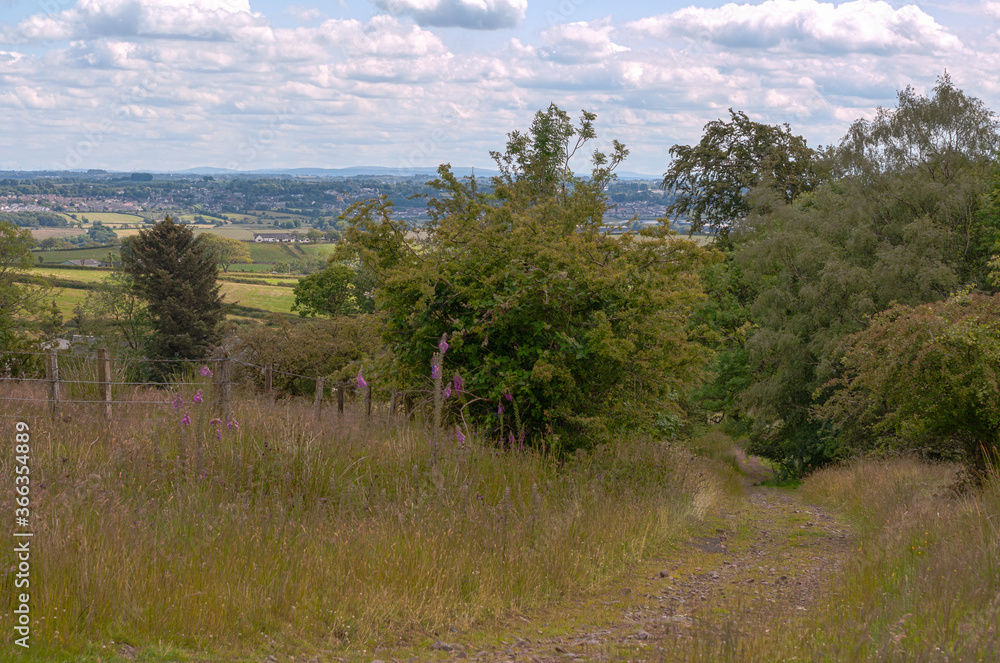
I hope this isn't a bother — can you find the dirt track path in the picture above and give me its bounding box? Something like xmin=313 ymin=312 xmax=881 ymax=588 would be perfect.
xmin=403 ymin=456 xmax=856 ymax=662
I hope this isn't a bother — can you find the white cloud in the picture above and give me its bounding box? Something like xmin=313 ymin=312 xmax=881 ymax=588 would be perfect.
xmin=628 ymin=0 xmax=961 ymax=55
xmin=540 ymin=18 xmax=629 ymax=64
xmin=0 ymin=0 xmax=260 ymax=43
xmin=371 ymin=0 xmax=527 ymax=30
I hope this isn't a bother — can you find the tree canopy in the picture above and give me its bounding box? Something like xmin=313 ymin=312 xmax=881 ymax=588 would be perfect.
xmin=699 ymin=75 xmax=1000 ymax=474
xmin=200 ymin=233 xmax=252 ymax=272
xmin=121 ymin=216 xmax=224 ymax=370
xmin=342 ymin=105 xmax=715 ymax=449
xmin=660 ymin=109 xmax=821 ymax=239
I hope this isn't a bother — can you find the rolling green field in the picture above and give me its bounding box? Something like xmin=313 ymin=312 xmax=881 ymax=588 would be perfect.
xmin=191 ymin=226 xmax=258 ymax=241
xmin=300 ymin=243 xmax=336 ymax=258
xmin=75 ymin=212 xmax=147 ymax=224
xmin=247 ymin=243 xmax=301 ymax=263
xmin=33 ymin=247 xmax=121 ymax=264
xmin=25 ymin=265 xmax=298 ymax=318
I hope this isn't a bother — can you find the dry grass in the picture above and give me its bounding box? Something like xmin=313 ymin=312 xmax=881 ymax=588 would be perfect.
xmin=0 ymin=378 xmax=718 ymax=661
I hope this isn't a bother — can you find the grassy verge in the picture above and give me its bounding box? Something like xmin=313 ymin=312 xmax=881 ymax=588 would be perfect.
xmin=794 ymin=457 xmax=999 ymax=661
xmin=0 ymin=381 xmax=729 ymax=661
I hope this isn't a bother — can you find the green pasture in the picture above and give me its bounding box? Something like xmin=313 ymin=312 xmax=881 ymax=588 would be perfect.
xmin=33 ymin=247 xmax=121 ymax=264
xmin=76 ymin=212 xmax=146 ymax=224
xmin=300 ymin=243 xmax=336 ymax=258
xmin=220 ymin=281 xmax=296 ymax=313
xmin=247 ymin=243 xmax=301 ymax=263
xmin=191 ymin=226 xmax=257 ymax=241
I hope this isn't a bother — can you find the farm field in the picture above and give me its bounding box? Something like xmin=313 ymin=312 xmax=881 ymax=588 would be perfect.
xmin=29 ymin=226 xmax=86 ymax=239
xmin=25 ymin=265 xmax=298 ymax=316
xmin=301 ymin=243 xmax=336 ymax=258
xmin=75 ymin=212 xmax=147 ymax=224
xmin=219 ymin=280 xmax=296 ymax=312
xmin=33 ymin=247 xmax=121 ymax=263
xmin=247 ymin=242 xmax=302 ymax=263
xmin=191 ymin=226 xmax=258 ymax=241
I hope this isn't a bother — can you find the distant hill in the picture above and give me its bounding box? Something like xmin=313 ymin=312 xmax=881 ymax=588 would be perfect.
xmin=175 ymin=166 xmax=661 ymax=180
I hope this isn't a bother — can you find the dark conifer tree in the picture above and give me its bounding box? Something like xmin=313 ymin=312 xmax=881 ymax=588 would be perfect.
xmin=122 ymin=216 xmax=223 ymax=374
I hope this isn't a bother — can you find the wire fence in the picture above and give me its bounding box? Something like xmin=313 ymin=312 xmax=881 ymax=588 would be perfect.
xmin=0 ymin=347 xmax=385 ymax=423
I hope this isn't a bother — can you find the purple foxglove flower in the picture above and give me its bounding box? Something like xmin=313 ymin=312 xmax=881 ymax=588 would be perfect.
xmin=228 ymin=418 xmax=239 ymax=430
xmin=209 ymin=418 xmax=221 ymax=426
xmin=172 ymin=395 xmax=183 ymax=410
xmin=498 ymin=402 xmax=504 ymax=416
xmin=453 ymin=374 xmax=464 ymax=393
xmin=357 ymin=369 xmax=367 ymax=389
xmin=193 ymin=390 xmax=203 ymax=404
xmin=443 ymin=384 xmax=452 ymax=400
xmin=456 ymin=427 xmax=466 ymax=445
xmin=181 ymin=413 xmax=191 ymax=426
xmin=439 ymin=336 xmax=449 ymax=355
xmin=216 ymin=429 xmax=222 ymax=441
xmin=200 ymin=366 xmax=213 ymax=377
xmin=431 ymin=362 xmax=441 ymax=379
xmin=505 ymin=393 xmax=513 ymax=402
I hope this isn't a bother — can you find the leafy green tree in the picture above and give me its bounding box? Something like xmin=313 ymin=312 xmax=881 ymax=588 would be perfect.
xmin=660 ymin=109 xmax=821 ymax=240
xmin=199 ymin=233 xmax=252 ymax=272
xmin=82 ymin=271 xmax=152 ymax=353
xmin=292 ymin=262 xmax=375 ymax=317
xmin=817 ymin=292 xmax=1000 ymax=469
xmin=0 ymin=221 xmax=50 ymax=375
xmin=732 ymin=75 xmax=1000 ymax=474
xmin=121 ymin=216 xmax=224 ymax=371
xmin=342 ymin=105 xmax=715 ymax=448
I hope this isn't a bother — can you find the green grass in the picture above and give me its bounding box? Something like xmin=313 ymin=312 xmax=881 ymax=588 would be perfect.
xmin=191 ymin=227 xmax=258 ymax=241
xmin=0 ymin=383 xmax=714 ymax=661
xmin=247 ymin=243 xmax=300 ymax=263
xmin=76 ymin=212 xmax=146 ymax=224
xmin=33 ymin=247 xmax=121 ymax=263
xmin=300 ymin=243 xmax=336 ymax=259
xmin=220 ymin=281 xmax=296 ymax=313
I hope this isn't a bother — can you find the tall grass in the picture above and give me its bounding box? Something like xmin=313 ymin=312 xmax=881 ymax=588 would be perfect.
xmin=796 ymin=457 xmax=999 ymax=661
xmin=0 ymin=384 xmax=733 ymax=660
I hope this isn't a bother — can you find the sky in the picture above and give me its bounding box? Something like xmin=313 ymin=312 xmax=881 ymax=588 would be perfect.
xmin=0 ymin=0 xmax=998 ymax=175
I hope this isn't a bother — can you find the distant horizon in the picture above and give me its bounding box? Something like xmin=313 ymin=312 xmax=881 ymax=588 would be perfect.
xmin=0 ymin=165 xmax=666 ymax=180
xmin=2 ymin=1 xmax=998 ymax=174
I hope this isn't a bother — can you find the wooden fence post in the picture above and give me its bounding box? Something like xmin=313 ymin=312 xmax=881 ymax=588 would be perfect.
xmin=46 ymin=348 xmax=60 ymax=419
xmin=264 ymin=363 xmax=273 ymax=398
xmin=97 ymin=347 xmax=112 ymax=420
xmin=314 ymin=376 xmax=324 ymax=421
xmin=365 ymin=383 xmax=372 ymax=422
xmin=337 ymin=379 xmax=345 ymax=418
xmin=214 ymin=347 xmax=232 ymax=423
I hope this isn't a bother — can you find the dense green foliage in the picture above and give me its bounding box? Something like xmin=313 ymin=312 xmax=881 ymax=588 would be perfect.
xmin=121 ymin=216 xmax=224 ymax=371
xmin=343 ymin=105 xmax=714 ymax=449
xmin=200 ymin=233 xmax=252 ymax=272
xmin=0 ymin=221 xmax=51 ymax=373
xmin=690 ymin=75 xmax=1000 ymax=474
xmin=660 ymin=109 xmax=821 ymax=240
xmin=817 ymin=292 xmax=1000 ymax=467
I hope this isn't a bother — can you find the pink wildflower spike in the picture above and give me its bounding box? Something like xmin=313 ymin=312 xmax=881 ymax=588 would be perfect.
xmin=228 ymin=418 xmax=239 ymax=431
xmin=453 ymin=374 xmax=464 ymax=393
xmin=216 ymin=429 xmax=222 ymax=441
xmin=498 ymin=402 xmax=504 ymax=416
xmin=439 ymin=337 xmax=449 ymax=355
xmin=357 ymin=369 xmax=367 ymax=389
xmin=431 ymin=362 xmax=441 ymax=379
xmin=443 ymin=384 xmax=452 ymax=400
xmin=181 ymin=413 xmax=191 ymax=426
xmin=200 ymin=366 xmax=213 ymax=377
xmin=505 ymin=393 xmax=513 ymax=402
xmin=193 ymin=390 xmax=203 ymax=404
xmin=172 ymin=395 xmax=183 ymax=410
xmin=209 ymin=418 xmax=222 ymax=426
xmin=456 ymin=427 xmax=466 ymax=445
